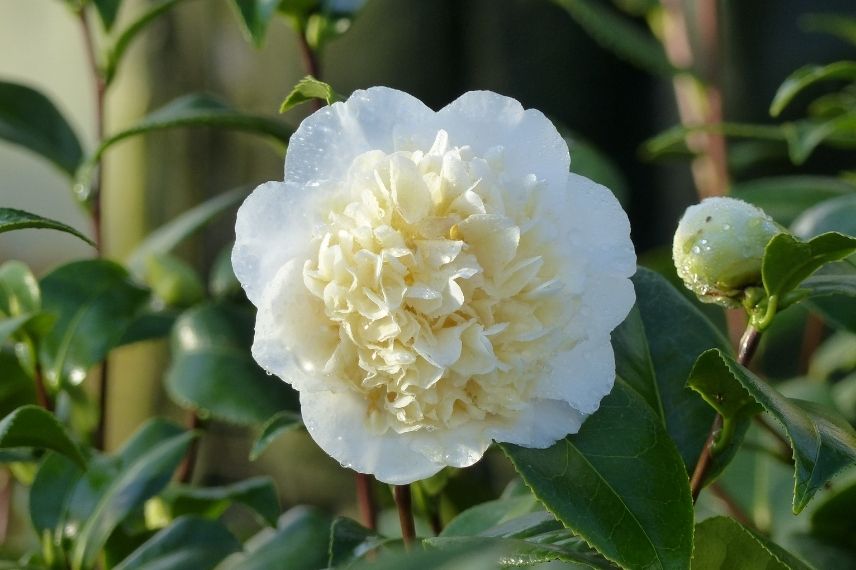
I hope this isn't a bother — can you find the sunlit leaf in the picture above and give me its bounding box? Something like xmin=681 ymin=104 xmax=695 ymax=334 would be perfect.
xmin=692 ymin=516 xmax=812 ymax=569
xmin=770 ymin=61 xmax=856 ymax=117
xmin=160 ymin=476 xmax=280 ymax=526
xmin=0 ymin=208 xmax=93 ymax=246
xmin=279 ymin=76 xmax=341 ymax=113
xmin=249 ymin=410 xmax=302 ymax=460
xmin=0 ymin=405 xmax=86 ymax=468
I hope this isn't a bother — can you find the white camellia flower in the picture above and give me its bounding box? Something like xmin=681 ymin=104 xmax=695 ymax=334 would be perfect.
xmin=233 ymin=88 xmax=636 ymax=484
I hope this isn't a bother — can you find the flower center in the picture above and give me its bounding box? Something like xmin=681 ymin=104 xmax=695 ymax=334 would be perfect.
xmin=302 ymin=130 xmax=573 ymax=434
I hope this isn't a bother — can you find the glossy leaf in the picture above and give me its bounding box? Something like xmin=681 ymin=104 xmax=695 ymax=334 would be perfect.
xmin=39 ymin=260 xmax=149 ymax=387
xmin=801 ymin=274 xmax=856 ymax=299
xmin=690 ymin=349 xmax=856 ymax=512
xmin=0 ymin=260 xmax=40 ymax=316
xmin=440 ymin=495 xmax=540 ymax=538
xmin=328 ymin=517 xmax=389 ymax=567
xmin=763 ymin=232 xmax=856 ymax=302
xmin=70 ymin=430 xmax=196 ymax=570
xmin=770 ymin=61 xmax=856 ymax=117
xmin=126 ymin=187 xmax=247 ymax=277
xmin=427 ymin=535 xmax=613 ymax=568
xmin=279 ymin=76 xmax=341 ymax=113
xmin=0 ymin=405 xmax=86 ymax=468
xmin=144 ymin=253 xmax=205 ymax=307
xmin=78 ymin=96 xmax=292 ymax=191
xmin=348 ymin=542 xmax=511 ymax=570
xmin=784 ymin=114 xmax=856 ymax=165
xmin=219 ymin=506 xmax=331 ymax=570
xmin=0 ymin=81 xmax=83 ymax=176
xmin=0 ymin=208 xmax=94 ymax=246
xmin=692 ymin=517 xmax=812 ymax=570
xmin=0 ymin=313 xmax=35 ymax=346
xmin=230 ymin=0 xmax=282 ymax=47
xmin=249 ymin=410 xmax=302 ymax=460
xmin=0 ymin=350 xmax=36 ymax=418
xmin=791 ymin=194 xmax=856 ymax=238
xmin=113 ymin=516 xmax=241 ymax=570
xmin=165 ymin=303 xmax=299 ymax=426
xmin=117 ymin=310 xmax=179 ymax=347
xmin=93 ymin=0 xmax=122 ymax=30
xmin=732 ymin=176 xmax=856 ymax=226
xmin=29 ymin=452 xmax=83 ymax=535
xmin=613 ymin=268 xmax=731 ymax=470
xmin=105 ymin=0 xmax=189 ymax=84
xmin=502 ymin=380 xmax=694 ymax=570
xmin=552 ymin=0 xmax=680 ymax=77
xmin=160 ymin=476 xmax=279 ymax=526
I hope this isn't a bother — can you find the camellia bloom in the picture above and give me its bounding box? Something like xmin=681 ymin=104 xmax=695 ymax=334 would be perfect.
xmin=233 ymin=88 xmax=636 ymax=484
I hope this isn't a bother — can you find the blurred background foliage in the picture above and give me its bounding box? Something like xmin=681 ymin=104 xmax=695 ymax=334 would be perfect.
xmin=2 ymin=0 xmax=856 ymax=564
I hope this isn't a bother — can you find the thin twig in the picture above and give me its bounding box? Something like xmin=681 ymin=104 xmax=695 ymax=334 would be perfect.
xmin=176 ymin=411 xmax=202 ymax=484
xmin=710 ymin=483 xmax=755 ymax=529
xmin=355 ymin=473 xmax=377 ymax=531
xmin=394 ymin=485 xmax=415 ymax=549
xmin=33 ymin=363 xmax=53 ymax=412
xmin=690 ymin=327 xmax=761 ymax=502
xmin=296 ymin=27 xmax=322 ymax=112
xmin=798 ymin=314 xmax=825 ymax=375
xmin=0 ymin=470 xmax=10 ymax=545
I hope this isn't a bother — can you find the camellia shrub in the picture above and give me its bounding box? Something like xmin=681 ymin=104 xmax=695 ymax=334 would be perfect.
xmin=1 ymin=1 xmax=856 ymax=569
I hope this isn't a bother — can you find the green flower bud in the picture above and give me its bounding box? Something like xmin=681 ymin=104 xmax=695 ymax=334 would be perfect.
xmin=672 ymin=197 xmax=781 ymax=307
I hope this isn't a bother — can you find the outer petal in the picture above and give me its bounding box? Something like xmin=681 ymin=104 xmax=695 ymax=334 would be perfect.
xmin=232 ymin=181 xmax=317 ymax=306
xmin=284 ymin=87 xmax=435 ymax=189
xmin=489 ymin=399 xmax=586 ymax=447
xmin=251 ymin=260 xmax=336 ymax=393
xmin=300 ymin=388 xmax=446 ymax=485
xmin=436 ymin=91 xmax=570 ymax=194
xmin=534 ymin=337 xmax=616 ymax=415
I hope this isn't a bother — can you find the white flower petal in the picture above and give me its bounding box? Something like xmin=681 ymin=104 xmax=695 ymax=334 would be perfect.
xmin=284 ymin=87 xmax=434 ymax=189
xmin=534 ymin=337 xmax=616 ymax=415
xmin=489 ymin=399 xmax=586 ymax=447
xmin=437 ymin=91 xmax=570 ymax=194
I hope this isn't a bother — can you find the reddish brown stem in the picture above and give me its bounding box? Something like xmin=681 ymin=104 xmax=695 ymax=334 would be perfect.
xmin=394 ymin=485 xmax=415 ymax=549
xmin=0 ymin=471 xmax=11 ymax=544
xmin=690 ymin=327 xmax=761 ymax=502
xmin=296 ymin=28 xmax=322 ymax=112
xmin=355 ymin=473 xmax=377 ymax=530
xmin=799 ymin=314 xmax=825 ymax=374
xmin=176 ymin=412 xmax=201 ymax=484
xmin=34 ymin=363 xmax=53 ymax=412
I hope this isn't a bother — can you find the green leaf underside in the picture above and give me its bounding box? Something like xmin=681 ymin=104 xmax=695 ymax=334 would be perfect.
xmin=732 ymin=176 xmax=856 ymax=226
xmin=70 ymin=430 xmax=197 ymax=570
xmin=770 ymin=61 xmax=856 ymax=117
xmin=614 ymin=268 xmax=731 ymax=471
xmin=113 ymin=516 xmax=241 ymax=570
xmin=691 ymin=349 xmax=856 ymax=512
xmin=763 ymin=232 xmax=856 ymax=301
xmin=0 ymin=80 xmax=83 ymax=176
xmin=501 ymin=380 xmax=694 ymax=570
xmin=165 ymin=303 xmax=299 ymax=426
xmin=39 ymin=260 xmax=149 ymax=386
xmin=0 ymin=405 xmax=86 ymax=468
xmin=552 ymin=0 xmax=681 ymax=77
xmin=692 ymin=517 xmax=813 ymax=570
xmin=219 ymin=506 xmax=331 ymax=570
xmin=126 ymin=187 xmax=247 ymax=277
xmin=230 ymin=0 xmax=281 ymax=47
xmin=162 ymin=476 xmax=279 ymax=526
xmin=250 ymin=410 xmax=302 ymax=460
xmin=0 ymin=208 xmax=93 ymax=245
xmin=279 ymin=76 xmax=342 ymax=113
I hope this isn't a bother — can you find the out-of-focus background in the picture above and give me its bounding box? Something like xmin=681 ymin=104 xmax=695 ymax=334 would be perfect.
xmin=2 ymin=0 xmax=855 ymax=534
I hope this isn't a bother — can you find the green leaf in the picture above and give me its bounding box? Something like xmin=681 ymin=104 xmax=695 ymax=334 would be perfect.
xmin=802 ymin=14 xmax=856 ymax=46
xmin=219 ymin=506 xmax=332 ymax=570
xmin=0 ymin=350 xmax=36 ymax=417
xmin=0 ymin=208 xmax=94 ymax=246
xmin=160 ymin=476 xmax=280 ymax=526
xmin=690 ymin=349 xmax=856 ymax=512
xmin=0 ymin=81 xmax=83 ymax=176
xmin=165 ymin=303 xmax=299 ymax=426
xmin=249 ymin=410 xmax=302 ymax=460
xmin=93 ymin=0 xmax=122 ymax=30
xmin=613 ymin=268 xmax=731 ymax=471
xmin=0 ymin=260 xmax=40 ymax=316
xmin=792 ymin=194 xmax=856 ymax=239
xmin=30 ymin=452 xmax=83 ymax=535
xmin=126 ymin=187 xmax=247 ymax=277
xmin=144 ymin=253 xmax=205 ymax=307
xmin=692 ymin=516 xmax=812 ymax=570
xmin=501 ymin=380 xmax=693 ymax=570
xmin=763 ymin=232 xmax=856 ymax=304
xmin=809 ymin=479 xmax=856 ymax=547
xmin=279 ymin=76 xmax=341 ymax=113
xmin=642 ymin=122 xmax=786 ymax=160
xmin=0 ymin=405 xmax=86 ymax=468
xmin=105 ymin=0 xmax=190 ymax=85
xmin=39 ymin=260 xmax=149 ymax=387
xmin=551 ymin=0 xmax=681 ymax=77
xmin=209 ymin=242 xmax=241 ymax=298
xmin=328 ymin=517 xmax=388 ymax=568
xmin=77 ymin=96 xmax=292 ymax=192
xmin=117 ymin=310 xmax=179 ymax=347
xmin=732 ymin=176 xmax=856 ymax=227
xmin=440 ymin=495 xmax=540 ymax=538
xmin=0 ymin=314 xmax=35 ymax=346
xmin=229 ymin=0 xmax=282 ymax=47
xmin=427 ymin=535 xmax=613 ymax=568
xmin=70 ymin=430 xmax=197 ymax=570
xmin=770 ymin=62 xmax=856 ymax=117
xmin=784 ymin=114 xmax=856 ymax=165
xmin=801 ymin=274 xmax=856 ymax=299
xmin=349 ymin=542 xmax=513 ymax=570
xmin=565 ymin=132 xmax=629 ymax=206
xmin=113 ymin=516 xmax=241 ymax=570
